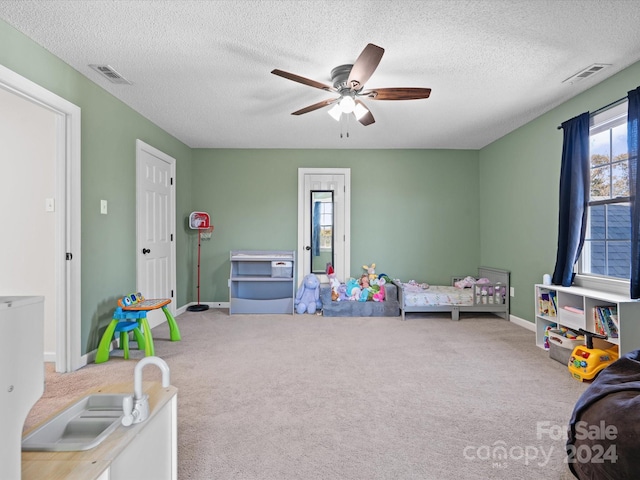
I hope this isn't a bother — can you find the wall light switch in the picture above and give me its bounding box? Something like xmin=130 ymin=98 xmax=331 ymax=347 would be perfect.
xmin=510 ymin=287 xmax=515 ymax=298
xmin=45 ymin=198 xmax=55 ymax=212
xmin=100 ymin=200 xmax=108 ymax=215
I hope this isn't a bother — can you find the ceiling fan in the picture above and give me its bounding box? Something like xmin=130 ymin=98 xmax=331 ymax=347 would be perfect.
xmin=271 ymin=43 xmax=431 ymax=127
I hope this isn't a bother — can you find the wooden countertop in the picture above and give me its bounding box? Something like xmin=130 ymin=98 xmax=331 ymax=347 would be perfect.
xmin=22 ymin=381 xmax=177 ymax=480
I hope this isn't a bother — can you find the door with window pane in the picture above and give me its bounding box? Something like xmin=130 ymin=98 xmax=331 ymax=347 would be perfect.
xmin=298 ymin=169 xmax=350 ymax=284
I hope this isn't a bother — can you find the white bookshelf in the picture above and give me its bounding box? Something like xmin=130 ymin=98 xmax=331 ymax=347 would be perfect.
xmin=535 ymin=283 xmax=640 ymax=355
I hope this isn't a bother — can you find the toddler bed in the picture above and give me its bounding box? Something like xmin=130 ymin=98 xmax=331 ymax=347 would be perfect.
xmin=393 ymin=267 xmax=510 ymax=321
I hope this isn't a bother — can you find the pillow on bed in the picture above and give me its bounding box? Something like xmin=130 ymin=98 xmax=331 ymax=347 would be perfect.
xmin=454 ymin=276 xmax=492 ymax=289
xmin=454 ymin=276 xmax=476 ymax=288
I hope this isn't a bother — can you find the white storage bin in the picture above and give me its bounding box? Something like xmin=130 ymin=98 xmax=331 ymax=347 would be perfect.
xmin=271 ymin=261 xmax=292 ymax=278
xmin=548 ymin=329 xmax=583 ymax=365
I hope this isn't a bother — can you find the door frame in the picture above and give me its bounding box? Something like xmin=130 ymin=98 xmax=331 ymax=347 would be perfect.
xmin=135 ymin=139 xmax=177 ymax=320
xmin=297 ymin=168 xmax=351 ymax=284
xmin=0 ymin=64 xmax=82 ymax=372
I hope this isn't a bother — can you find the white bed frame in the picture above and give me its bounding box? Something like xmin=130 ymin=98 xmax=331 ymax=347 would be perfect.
xmin=394 ymin=267 xmax=510 ymax=321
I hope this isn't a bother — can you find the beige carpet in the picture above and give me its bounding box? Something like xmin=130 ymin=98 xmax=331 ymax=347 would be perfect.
xmin=26 ymin=310 xmax=588 ymax=479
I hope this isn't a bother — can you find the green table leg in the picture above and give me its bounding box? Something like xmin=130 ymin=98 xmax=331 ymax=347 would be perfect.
xmin=95 ymin=319 xmax=119 ymax=364
xmin=133 ymin=326 xmax=146 ymax=353
xmin=139 ymin=316 xmax=155 ymax=357
xmin=120 ymin=331 xmax=130 ymax=359
xmin=162 ymin=306 xmax=181 ymax=341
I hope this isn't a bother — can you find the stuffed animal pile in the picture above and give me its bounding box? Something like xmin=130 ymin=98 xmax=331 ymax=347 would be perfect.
xmin=327 ymin=263 xmax=391 ymax=302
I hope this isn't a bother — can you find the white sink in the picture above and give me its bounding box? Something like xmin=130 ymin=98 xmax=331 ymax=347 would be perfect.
xmin=22 ymin=393 xmax=127 ymax=452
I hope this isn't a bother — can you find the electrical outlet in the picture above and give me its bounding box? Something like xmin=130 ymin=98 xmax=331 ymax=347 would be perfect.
xmin=100 ymin=200 xmax=108 ymax=215
xmin=510 ymin=287 xmax=515 ymax=298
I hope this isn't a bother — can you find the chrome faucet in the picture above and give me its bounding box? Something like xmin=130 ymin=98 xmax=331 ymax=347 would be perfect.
xmin=122 ymin=356 xmax=171 ymax=426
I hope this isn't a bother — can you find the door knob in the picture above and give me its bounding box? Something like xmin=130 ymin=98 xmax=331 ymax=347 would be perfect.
xmin=142 ymin=248 xmax=151 ymax=254
xmin=305 ymin=246 xmax=311 ymax=251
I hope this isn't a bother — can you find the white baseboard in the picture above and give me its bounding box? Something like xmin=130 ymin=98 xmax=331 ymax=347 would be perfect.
xmin=82 ymin=351 xmax=92 ymax=367
xmin=510 ymin=314 xmax=535 ymax=331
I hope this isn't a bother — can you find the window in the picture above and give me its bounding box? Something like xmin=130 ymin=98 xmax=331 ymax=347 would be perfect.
xmin=580 ymin=102 xmax=630 ymax=280
xmin=318 ymin=201 xmax=333 ymax=250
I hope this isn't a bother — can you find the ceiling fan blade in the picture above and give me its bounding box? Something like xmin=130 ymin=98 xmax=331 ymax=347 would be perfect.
xmin=360 ymin=87 xmax=432 ymax=100
xmin=355 ymin=100 xmax=375 ymax=126
xmin=347 ymin=43 xmax=384 ymax=91
xmin=271 ymin=69 xmax=336 ymax=92
xmin=291 ymin=97 xmax=339 ymax=115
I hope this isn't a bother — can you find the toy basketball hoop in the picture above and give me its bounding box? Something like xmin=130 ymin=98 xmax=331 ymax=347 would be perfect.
xmin=189 ymin=211 xmax=210 ymax=229
xmin=199 ymin=225 xmax=214 ymax=240
xmin=189 ymin=211 xmax=214 ymax=240
xmin=187 ymin=212 xmax=214 ymax=312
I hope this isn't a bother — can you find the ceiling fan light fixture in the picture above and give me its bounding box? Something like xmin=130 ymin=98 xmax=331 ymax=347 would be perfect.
xmin=272 ymin=43 xmax=431 ymax=129
xmin=339 ymin=96 xmax=356 ymax=114
xmin=328 ymin=103 xmax=342 ymax=121
xmin=353 ymin=103 xmax=368 ymax=121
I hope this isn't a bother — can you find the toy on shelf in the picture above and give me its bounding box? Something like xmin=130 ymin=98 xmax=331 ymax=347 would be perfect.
xmin=568 ymin=329 xmax=619 ymax=382
xmin=543 ymin=325 xmax=553 ymax=350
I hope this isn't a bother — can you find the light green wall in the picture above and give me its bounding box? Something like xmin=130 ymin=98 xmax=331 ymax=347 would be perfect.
xmin=479 ymin=60 xmax=640 ymax=321
xmin=191 ymin=149 xmax=481 ymax=301
xmin=4 ymin=14 xmax=640 ymax=352
xmin=0 ymin=19 xmax=193 ymax=354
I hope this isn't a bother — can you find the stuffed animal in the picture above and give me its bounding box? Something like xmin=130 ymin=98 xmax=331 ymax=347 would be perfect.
xmin=363 ymin=263 xmax=376 ymax=282
xmin=373 ymin=277 xmax=386 ymax=302
xmin=326 ymin=264 xmax=340 ymax=299
xmin=359 ymin=288 xmax=370 ymax=302
xmin=337 ymin=283 xmax=348 ymax=301
xmin=345 ymin=278 xmax=360 ymax=297
xmin=350 ymin=286 xmax=362 ymax=301
xmin=295 ymin=274 xmax=322 ymax=314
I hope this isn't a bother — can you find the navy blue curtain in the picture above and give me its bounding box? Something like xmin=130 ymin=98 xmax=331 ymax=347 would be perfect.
xmin=552 ymin=112 xmax=590 ymax=287
xmin=628 ymin=88 xmax=640 ymax=298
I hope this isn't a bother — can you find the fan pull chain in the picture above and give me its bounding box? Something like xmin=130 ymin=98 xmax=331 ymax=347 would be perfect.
xmin=339 ymin=113 xmax=350 ymax=138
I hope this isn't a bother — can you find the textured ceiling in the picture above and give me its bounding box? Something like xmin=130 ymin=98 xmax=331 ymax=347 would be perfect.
xmin=1 ymin=0 xmax=640 ymax=149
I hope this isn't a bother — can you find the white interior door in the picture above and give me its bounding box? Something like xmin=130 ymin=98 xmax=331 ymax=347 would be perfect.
xmin=136 ymin=140 xmax=176 ymax=327
xmin=0 ymin=64 xmax=81 ymax=373
xmin=298 ymin=168 xmax=350 ymax=284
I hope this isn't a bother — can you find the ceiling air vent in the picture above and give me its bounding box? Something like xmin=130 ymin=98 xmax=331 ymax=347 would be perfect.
xmin=89 ymin=64 xmax=133 ymax=85
xmin=562 ymin=63 xmax=610 ymax=85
